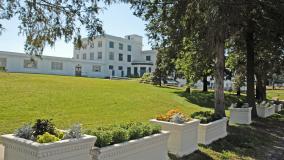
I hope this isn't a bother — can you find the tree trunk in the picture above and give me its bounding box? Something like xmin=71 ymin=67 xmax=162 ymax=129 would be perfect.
xmin=202 ymin=76 xmax=208 ymax=92
xmin=236 ymin=87 xmax=241 ymax=96
xmin=214 ymin=35 xmax=226 ymax=117
xmin=256 ymin=73 xmax=263 ymax=101
xmin=246 ymin=30 xmax=257 ymax=117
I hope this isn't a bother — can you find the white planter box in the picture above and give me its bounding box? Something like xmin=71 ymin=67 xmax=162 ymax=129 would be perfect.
xmin=1 ymin=134 xmax=96 ymax=160
xmin=90 ymin=131 xmax=170 ymax=160
xmin=198 ymin=117 xmax=227 ymax=145
xmin=150 ymin=119 xmax=200 ymax=157
xmin=229 ymin=107 xmax=252 ymax=125
xmin=256 ymin=103 xmax=275 ymax=118
xmin=274 ymin=104 xmax=283 ymax=112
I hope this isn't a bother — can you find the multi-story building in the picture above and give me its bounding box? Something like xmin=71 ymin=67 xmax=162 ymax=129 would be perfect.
xmin=0 ymin=34 xmax=157 ymax=78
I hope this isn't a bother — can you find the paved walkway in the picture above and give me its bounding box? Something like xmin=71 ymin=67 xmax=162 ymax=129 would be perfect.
xmin=0 ymin=144 xmax=3 ymax=160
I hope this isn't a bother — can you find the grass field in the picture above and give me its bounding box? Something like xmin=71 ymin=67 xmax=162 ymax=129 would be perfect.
xmin=1 ymin=72 xmax=284 ymax=160
xmin=0 ymin=72 xmax=247 ymax=135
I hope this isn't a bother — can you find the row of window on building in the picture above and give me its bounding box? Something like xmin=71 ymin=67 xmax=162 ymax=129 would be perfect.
xmin=76 ymin=52 xmax=152 ymax=62
xmin=76 ymin=52 xmax=133 ymax=62
xmin=78 ymin=41 xmax=132 ymax=51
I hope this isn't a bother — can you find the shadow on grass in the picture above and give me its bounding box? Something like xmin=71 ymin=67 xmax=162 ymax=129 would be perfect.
xmin=171 ymin=111 xmax=284 ymax=160
xmin=175 ymin=90 xmax=246 ymax=110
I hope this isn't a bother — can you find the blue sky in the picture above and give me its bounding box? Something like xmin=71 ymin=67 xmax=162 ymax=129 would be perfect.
xmin=0 ymin=3 xmax=151 ymax=58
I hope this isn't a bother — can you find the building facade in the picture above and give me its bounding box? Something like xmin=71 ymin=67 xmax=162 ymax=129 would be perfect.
xmin=0 ymin=34 xmax=157 ymax=78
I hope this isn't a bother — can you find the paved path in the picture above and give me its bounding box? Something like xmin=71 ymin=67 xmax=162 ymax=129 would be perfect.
xmin=0 ymin=144 xmax=3 ymax=160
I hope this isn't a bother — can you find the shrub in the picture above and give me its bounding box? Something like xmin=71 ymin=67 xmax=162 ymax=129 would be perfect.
xmin=32 ymin=119 xmax=55 ymax=137
xmin=150 ymin=124 xmax=161 ymax=134
xmin=169 ymin=113 xmax=188 ymax=124
xmin=111 ymin=127 xmax=129 ymax=144
xmin=37 ymin=132 xmax=60 ymax=143
xmin=191 ymin=111 xmax=223 ymax=124
xmin=14 ymin=123 xmax=33 ymax=140
xmin=54 ymin=129 xmax=65 ymax=139
xmin=89 ymin=122 xmax=161 ymax=148
xmin=92 ymin=130 xmax=113 ymax=148
xmin=0 ymin=66 xmax=6 ymax=72
xmin=128 ymin=125 xmax=143 ymax=140
xmin=139 ymin=73 xmax=154 ymax=84
xmin=64 ymin=123 xmax=82 ymax=139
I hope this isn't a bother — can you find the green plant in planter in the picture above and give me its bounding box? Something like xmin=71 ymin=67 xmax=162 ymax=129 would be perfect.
xmin=89 ymin=129 xmax=113 ymax=148
xmin=14 ymin=123 xmax=33 ymax=140
xmin=191 ymin=111 xmax=223 ymax=124
xmin=111 ymin=127 xmax=129 ymax=144
xmin=88 ymin=122 xmax=161 ymax=148
xmin=64 ymin=123 xmax=82 ymax=139
xmin=32 ymin=119 xmax=55 ymax=137
xmin=37 ymin=132 xmax=60 ymax=143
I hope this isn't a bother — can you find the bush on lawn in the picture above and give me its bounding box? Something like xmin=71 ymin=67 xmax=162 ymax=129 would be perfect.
xmin=139 ymin=73 xmax=154 ymax=84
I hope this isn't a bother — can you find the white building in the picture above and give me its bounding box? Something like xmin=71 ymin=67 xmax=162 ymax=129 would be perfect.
xmin=0 ymin=34 xmax=157 ymax=78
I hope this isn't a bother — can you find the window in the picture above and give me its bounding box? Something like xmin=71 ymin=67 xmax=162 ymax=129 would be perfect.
xmin=146 ymin=56 xmax=151 ymax=61
xmin=83 ymin=53 xmax=87 ymax=60
xmin=98 ymin=52 xmax=102 ymax=60
xmin=128 ymin=36 xmax=131 ymax=40
xmin=24 ymin=60 xmax=37 ymax=68
xmin=90 ymin=43 xmax=94 ymax=48
xmin=98 ymin=41 xmax=102 ymax=47
xmin=119 ymin=43 xmax=123 ymax=50
xmin=127 ymin=45 xmax=132 ymax=51
xmin=118 ymin=66 xmax=123 ymax=70
xmin=109 ymin=65 xmax=113 ymax=70
xmin=119 ymin=53 xmax=123 ymax=61
xmin=109 ymin=41 xmax=114 ymax=48
xmin=51 ymin=62 xmax=63 ymax=70
xmin=109 ymin=52 xmax=114 ymax=60
xmin=127 ymin=55 xmax=131 ymax=62
xmin=148 ymin=67 xmax=152 ymax=73
xmin=76 ymin=54 xmax=79 ymax=59
xmin=90 ymin=52 xmax=94 ymax=60
xmin=0 ymin=58 xmax=7 ymax=67
xmin=93 ymin=65 xmax=101 ymax=72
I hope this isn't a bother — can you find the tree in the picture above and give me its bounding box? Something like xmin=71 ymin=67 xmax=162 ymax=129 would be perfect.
xmin=0 ymin=0 xmax=118 ymax=55
xmin=176 ymin=38 xmax=214 ymax=92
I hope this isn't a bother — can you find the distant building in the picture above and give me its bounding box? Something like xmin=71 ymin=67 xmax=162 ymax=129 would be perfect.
xmin=0 ymin=34 xmax=157 ymax=78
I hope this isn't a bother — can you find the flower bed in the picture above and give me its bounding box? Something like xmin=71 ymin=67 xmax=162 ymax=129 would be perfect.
xmin=150 ymin=109 xmax=199 ymax=157
xmin=229 ymin=102 xmax=252 ymax=125
xmin=191 ymin=111 xmax=227 ymax=145
xmin=88 ymin=122 xmax=169 ymax=160
xmin=1 ymin=119 xmax=96 ymax=160
xmin=256 ymin=101 xmax=275 ymax=118
xmin=271 ymin=99 xmax=283 ymax=113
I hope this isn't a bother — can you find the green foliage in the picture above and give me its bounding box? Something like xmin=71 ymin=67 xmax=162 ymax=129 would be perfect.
xmin=64 ymin=123 xmax=82 ymax=139
xmin=91 ymin=129 xmax=113 ymax=148
xmin=111 ymin=127 xmax=129 ymax=144
xmin=139 ymin=73 xmax=154 ymax=84
xmin=32 ymin=119 xmax=55 ymax=138
xmin=191 ymin=111 xmax=223 ymax=124
xmin=14 ymin=123 xmax=33 ymax=140
xmin=36 ymin=132 xmax=60 ymax=144
xmin=88 ymin=122 xmax=161 ymax=148
xmin=0 ymin=66 xmax=6 ymax=72
xmin=54 ymin=129 xmax=65 ymax=139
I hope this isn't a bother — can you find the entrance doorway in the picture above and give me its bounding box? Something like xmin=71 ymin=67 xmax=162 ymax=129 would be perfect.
xmin=75 ymin=64 xmax=82 ymax=76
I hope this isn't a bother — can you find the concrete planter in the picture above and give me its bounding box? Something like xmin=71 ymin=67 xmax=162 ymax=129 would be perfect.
xmin=198 ymin=117 xmax=227 ymax=145
xmin=274 ymin=104 xmax=283 ymax=112
xmin=150 ymin=119 xmax=200 ymax=157
xmin=229 ymin=104 xmax=252 ymax=125
xmin=256 ymin=103 xmax=275 ymax=118
xmin=90 ymin=131 xmax=170 ymax=160
xmin=1 ymin=134 xmax=96 ymax=160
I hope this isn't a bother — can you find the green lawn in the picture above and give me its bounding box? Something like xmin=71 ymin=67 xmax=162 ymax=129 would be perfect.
xmin=267 ymin=89 xmax=284 ymax=100
xmin=1 ymin=72 xmax=283 ymax=160
xmin=0 ymin=72 xmax=205 ymax=135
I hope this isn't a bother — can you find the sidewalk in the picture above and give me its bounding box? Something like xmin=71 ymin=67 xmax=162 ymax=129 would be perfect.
xmin=0 ymin=144 xmax=3 ymax=160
